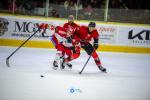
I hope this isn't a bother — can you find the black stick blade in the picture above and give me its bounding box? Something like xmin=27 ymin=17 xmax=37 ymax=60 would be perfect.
xmin=79 ymin=71 xmax=82 ymax=74
xmin=6 ymin=58 xmax=10 ymax=67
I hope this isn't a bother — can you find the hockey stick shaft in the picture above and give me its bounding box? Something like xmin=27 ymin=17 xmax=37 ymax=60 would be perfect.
xmin=6 ymin=29 xmax=39 ymax=67
xmin=79 ymin=46 xmax=96 ymax=74
xmin=79 ymin=53 xmax=92 ymax=74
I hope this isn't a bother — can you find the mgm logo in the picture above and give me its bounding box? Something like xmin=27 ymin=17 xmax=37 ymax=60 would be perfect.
xmin=0 ymin=18 xmax=9 ymax=36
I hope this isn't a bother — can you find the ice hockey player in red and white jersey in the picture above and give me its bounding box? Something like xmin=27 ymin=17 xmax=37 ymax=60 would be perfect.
xmin=40 ymin=23 xmax=81 ymax=70
xmin=52 ymin=26 xmax=82 ymax=70
xmin=61 ymin=30 xmax=81 ymax=69
xmin=74 ymin=22 xmax=106 ymax=72
xmin=50 ymin=26 xmax=74 ymax=70
xmin=59 ymin=15 xmax=81 ymax=69
xmin=63 ymin=15 xmax=79 ymax=35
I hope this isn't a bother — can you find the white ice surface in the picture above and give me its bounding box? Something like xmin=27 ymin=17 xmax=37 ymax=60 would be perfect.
xmin=0 ymin=46 xmax=150 ymax=100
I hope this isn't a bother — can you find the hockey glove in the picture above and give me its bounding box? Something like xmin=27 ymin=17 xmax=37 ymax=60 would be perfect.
xmin=67 ymin=36 xmax=72 ymax=43
xmin=93 ymin=38 xmax=99 ymax=50
xmin=94 ymin=43 xmax=98 ymax=50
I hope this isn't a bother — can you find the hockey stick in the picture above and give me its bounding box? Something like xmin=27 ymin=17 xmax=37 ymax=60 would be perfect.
xmin=79 ymin=53 xmax=93 ymax=74
xmin=6 ymin=29 xmax=40 ymax=67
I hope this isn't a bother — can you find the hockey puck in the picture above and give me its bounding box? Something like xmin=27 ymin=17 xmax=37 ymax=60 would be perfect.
xmin=40 ymin=75 xmax=44 ymax=77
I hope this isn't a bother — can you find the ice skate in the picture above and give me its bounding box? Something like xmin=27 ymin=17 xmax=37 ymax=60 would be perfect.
xmin=52 ymin=60 xmax=58 ymax=70
xmin=60 ymin=59 xmax=65 ymax=69
xmin=61 ymin=58 xmax=72 ymax=69
xmin=98 ymin=65 xmax=106 ymax=73
xmin=66 ymin=63 xmax=72 ymax=69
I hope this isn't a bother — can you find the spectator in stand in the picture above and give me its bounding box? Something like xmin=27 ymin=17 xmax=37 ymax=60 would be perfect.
xmin=64 ymin=0 xmax=71 ymax=10
xmin=51 ymin=9 xmax=59 ymax=18
xmin=100 ymin=0 xmax=105 ymax=8
xmin=109 ymin=0 xmax=128 ymax=9
xmin=64 ymin=0 xmax=76 ymax=11
xmin=90 ymin=0 xmax=101 ymax=8
xmin=119 ymin=0 xmax=128 ymax=9
xmin=8 ymin=0 xmax=18 ymax=12
xmin=69 ymin=1 xmax=75 ymax=10
xmin=83 ymin=4 xmax=94 ymax=19
xmin=22 ymin=0 xmax=34 ymax=15
xmin=74 ymin=1 xmax=83 ymax=10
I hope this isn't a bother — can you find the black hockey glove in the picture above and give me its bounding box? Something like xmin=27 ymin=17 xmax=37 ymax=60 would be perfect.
xmin=67 ymin=36 xmax=72 ymax=43
xmin=93 ymin=43 xmax=98 ymax=50
xmin=93 ymin=38 xmax=99 ymax=50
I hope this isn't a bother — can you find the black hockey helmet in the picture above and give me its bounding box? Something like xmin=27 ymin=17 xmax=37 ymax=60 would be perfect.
xmin=88 ymin=22 xmax=96 ymax=28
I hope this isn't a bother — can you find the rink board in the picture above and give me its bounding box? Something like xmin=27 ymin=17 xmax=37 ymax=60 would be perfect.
xmin=0 ymin=14 xmax=150 ymax=53
xmin=1 ymin=38 xmax=150 ymax=54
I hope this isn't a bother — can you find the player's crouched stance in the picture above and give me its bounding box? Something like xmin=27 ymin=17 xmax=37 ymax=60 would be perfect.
xmin=50 ymin=26 xmax=72 ymax=70
xmin=39 ymin=23 xmax=79 ymax=70
xmin=75 ymin=22 xmax=106 ymax=72
xmin=50 ymin=26 xmax=81 ymax=70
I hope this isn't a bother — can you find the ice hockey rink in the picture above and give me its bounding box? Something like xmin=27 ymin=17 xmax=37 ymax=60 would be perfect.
xmin=0 ymin=46 xmax=150 ymax=100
